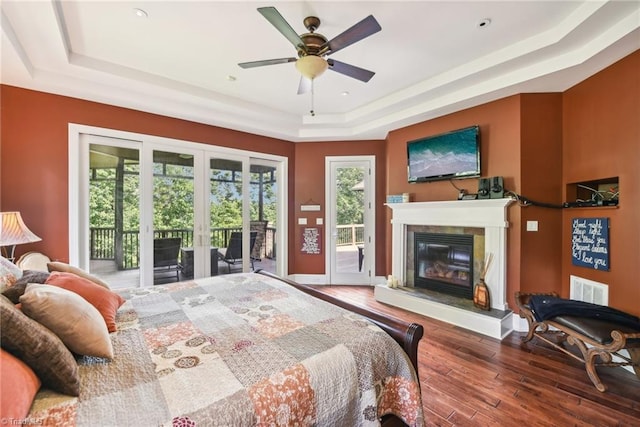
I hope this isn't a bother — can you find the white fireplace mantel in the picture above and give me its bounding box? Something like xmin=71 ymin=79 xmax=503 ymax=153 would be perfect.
xmin=387 ymin=198 xmax=513 ymax=310
xmin=387 ymin=199 xmax=512 ymax=228
xmin=378 ymin=198 xmax=515 ymax=339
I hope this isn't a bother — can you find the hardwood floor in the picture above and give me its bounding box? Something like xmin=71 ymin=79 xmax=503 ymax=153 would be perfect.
xmin=313 ymin=285 xmax=640 ymax=427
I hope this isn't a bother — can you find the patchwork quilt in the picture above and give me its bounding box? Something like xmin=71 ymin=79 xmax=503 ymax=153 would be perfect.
xmin=27 ymin=273 xmax=424 ymax=426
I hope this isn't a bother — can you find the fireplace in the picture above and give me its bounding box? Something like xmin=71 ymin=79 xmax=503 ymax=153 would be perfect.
xmin=414 ymin=233 xmax=474 ymax=299
xmin=377 ymin=199 xmax=515 ymax=339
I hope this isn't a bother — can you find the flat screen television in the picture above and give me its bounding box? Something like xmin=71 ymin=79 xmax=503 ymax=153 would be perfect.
xmin=407 ymin=125 xmax=481 ymax=183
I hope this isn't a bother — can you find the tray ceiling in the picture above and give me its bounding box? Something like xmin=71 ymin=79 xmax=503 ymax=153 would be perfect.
xmin=2 ymin=1 xmax=639 ymax=141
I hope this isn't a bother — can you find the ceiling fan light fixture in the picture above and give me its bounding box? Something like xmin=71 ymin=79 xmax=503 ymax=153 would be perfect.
xmin=295 ymin=55 xmax=328 ymax=80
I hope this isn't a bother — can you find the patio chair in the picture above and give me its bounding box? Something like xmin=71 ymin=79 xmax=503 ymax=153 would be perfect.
xmin=218 ymin=231 xmax=257 ymax=273
xmin=153 ymin=237 xmax=182 ymax=284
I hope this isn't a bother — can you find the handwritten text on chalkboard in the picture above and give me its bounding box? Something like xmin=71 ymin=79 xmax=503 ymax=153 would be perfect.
xmin=301 ymin=227 xmax=322 ymax=255
xmin=571 ymin=217 xmax=609 ymax=270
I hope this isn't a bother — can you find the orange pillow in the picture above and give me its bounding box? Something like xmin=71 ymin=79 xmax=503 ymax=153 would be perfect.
xmin=45 ymin=271 xmax=125 ymax=332
xmin=0 ymin=349 xmax=41 ymax=420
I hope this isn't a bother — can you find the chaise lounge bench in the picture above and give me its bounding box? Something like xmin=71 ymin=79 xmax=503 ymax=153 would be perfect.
xmin=515 ymin=292 xmax=640 ymax=392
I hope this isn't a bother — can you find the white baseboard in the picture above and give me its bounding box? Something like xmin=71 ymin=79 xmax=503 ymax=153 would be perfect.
xmin=287 ymin=274 xmax=385 ymax=286
xmin=512 ymin=315 xmax=529 ymax=332
xmin=287 ymin=274 xmax=328 ymax=284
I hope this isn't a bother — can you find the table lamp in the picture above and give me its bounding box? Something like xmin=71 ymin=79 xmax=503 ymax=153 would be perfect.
xmin=0 ymin=211 xmax=42 ymax=262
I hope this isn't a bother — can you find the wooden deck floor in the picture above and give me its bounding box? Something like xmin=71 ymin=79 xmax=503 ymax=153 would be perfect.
xmin=93 ymin=246 xmax=362 ymax=289
xmin=313 ymin=285 xmax=640 ymax=427
xmin=91 ymin=257 xmax=278 ymax=289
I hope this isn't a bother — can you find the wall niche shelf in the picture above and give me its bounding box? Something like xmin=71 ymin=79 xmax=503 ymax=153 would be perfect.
xmin=564 ymin=177 xmax=619 ymax=208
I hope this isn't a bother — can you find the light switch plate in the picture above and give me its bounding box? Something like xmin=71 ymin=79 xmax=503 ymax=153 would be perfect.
xmin=316 ymin=218 xmax=323 ymax=225
xmin=298 ymin=218 xmax=307 ymax=225
xmin=526 ymin=220 xmax=538 ymax=231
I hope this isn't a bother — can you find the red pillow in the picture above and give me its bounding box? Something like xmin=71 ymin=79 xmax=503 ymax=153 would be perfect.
xmin=45 ymin=271 xmax=125 ymax=332
xmin=0 ymin=349 xmax=41 ymax=420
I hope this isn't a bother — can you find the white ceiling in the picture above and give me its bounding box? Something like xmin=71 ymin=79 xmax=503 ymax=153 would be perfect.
xmin=2 ymin=1 xmax=639 ymax=142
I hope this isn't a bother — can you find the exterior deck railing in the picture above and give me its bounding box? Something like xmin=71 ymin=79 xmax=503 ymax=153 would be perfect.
xmin=90 ymin=227 xmax=277 ymax=270
xmin=336 ymin=224 xmax=365 ymax=246
xmin=91 ymin=223 xmax=363 ymax=270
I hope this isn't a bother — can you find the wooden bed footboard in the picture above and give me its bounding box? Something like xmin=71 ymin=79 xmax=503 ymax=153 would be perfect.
xmin=256 ymin=271 xmax=424 ymax=376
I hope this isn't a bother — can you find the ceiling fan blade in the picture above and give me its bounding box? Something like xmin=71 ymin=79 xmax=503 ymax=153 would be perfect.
xmin=323 ymin=15 xmax=381 ymax=56
xmin=238 ymin=57 xmax=297 ymax=69
xmin=297 ymin=76 xmax=311 ymax=95
xmin=327 ymin=59 xmax=375 ymax=82
xmin=258 ymin=7 xmax=306 ymax=52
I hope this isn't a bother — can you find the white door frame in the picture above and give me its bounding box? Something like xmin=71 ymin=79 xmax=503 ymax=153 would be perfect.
xmin=69 ymin=123 xmax=288 ymax=285
xmin=74 ymin=133 xmax=146 ymax=283
xmin=142 ymin=143 xmax=204 ymax=281
xmin=325 ymin=155 xmax=375 ymax=284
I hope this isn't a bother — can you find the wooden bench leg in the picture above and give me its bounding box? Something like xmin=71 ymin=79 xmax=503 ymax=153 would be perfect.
xmin=515 ymin=292 xmax=640 ymax=392
xmin=585 ymin=348 xmax=609 ymax=392
xmin=523 ymin=320 xmax=545 ymax=342
xmin=628 ymin=347 xmax=640 ymax=378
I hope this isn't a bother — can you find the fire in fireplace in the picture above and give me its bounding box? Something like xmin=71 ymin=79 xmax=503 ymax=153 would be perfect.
xmin=414 ymin=232 xmax=474 ymax=299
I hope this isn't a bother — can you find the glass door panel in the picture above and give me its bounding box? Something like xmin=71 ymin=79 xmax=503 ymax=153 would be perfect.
xmin=327 ymin=156 xmax=374 ymax=284
xmin=209 ymin=158 xmax=244 ymax=276
xmin=76 ymin=128 xmax=287 ymax=288
xmin=249 ymin=162 xmax=277 ymax=274
xmin=334 ymin=166 xmax=365 ymax=274
xmin=88 ymin=142 xmax=141 ymax=288
xmin=152 ymin=150 xmax=194 ymax=285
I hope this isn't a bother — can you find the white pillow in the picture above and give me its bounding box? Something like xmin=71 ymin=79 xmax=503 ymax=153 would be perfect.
xmin=20 ymin=283 xmax=114 ymax=359
xmin=0 ymin=255 xmax=23 ymax=292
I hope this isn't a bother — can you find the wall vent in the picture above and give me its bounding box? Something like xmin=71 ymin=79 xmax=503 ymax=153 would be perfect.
xmin=570 ymin=275 xmax=608 ymax=306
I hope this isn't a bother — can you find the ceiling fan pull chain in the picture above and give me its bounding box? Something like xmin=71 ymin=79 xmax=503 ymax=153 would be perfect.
xmin=310 ymin=79 xmax=316 ymax=117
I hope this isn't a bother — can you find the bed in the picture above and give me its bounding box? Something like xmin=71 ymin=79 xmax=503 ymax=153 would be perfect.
xmin=3 ymin=268 xmax=424 ymax=426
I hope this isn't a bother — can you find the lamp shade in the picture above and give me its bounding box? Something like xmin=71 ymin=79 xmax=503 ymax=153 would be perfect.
xmin=295 ymin=55 xmax=328 ymax=80
xmin=0 ymin=212 xmax=41 ymax=246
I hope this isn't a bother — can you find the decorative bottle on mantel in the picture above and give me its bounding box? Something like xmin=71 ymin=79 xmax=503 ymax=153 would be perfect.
xmin=473 ymin=253 xmax=493 ymax=311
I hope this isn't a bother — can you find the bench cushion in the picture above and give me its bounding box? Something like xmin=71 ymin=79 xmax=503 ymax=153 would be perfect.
xmin=553 ymin=315 xmax=640 ymax=345
xmin=529 ymin=295 xmax=640 ymax=330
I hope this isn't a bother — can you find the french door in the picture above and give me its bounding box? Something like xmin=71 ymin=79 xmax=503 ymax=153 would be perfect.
xmin=71 ymin=127 xmax=285 ymax=287
xmin=325 ymin=156 xmax=375 ymax=284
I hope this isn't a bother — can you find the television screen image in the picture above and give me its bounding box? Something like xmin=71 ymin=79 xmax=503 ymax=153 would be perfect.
xmin=407 ymin=125 xmax=480 ymax=183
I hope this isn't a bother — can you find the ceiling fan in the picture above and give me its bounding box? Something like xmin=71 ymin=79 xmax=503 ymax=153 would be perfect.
xmin=238 ymin=7 xmax=381 ymax=95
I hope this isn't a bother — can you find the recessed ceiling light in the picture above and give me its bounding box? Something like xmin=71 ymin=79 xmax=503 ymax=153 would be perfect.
xmin=341 ymin=91 xmax=350 ymax=96
xmin=227 ymin=75 xmax=237 ymax=82
xmin=133 ymin=8 xmax=148 ymax=18
xmin=478 ymin=18 xmax=491 ymax=28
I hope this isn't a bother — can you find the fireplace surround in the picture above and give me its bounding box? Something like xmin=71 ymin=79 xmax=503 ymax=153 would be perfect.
xmin=376 ymin=198 xmax=515 ymax=339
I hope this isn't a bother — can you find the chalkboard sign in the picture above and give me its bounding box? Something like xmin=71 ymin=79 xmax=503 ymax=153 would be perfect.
xmin=571 ymin=217 xmax=609 ymax=270
xmin=301 ymin=227 xmax=322 ymax=255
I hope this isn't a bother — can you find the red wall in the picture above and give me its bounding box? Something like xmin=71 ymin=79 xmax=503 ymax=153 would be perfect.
xmin=293 ymin=140 xmax=386 ymax=275
xmin=2 ymin=49 xmax=638 ymax=316
xmin=562 ymin=50 xmax=640 ymax=316
xmin=385 ymin=95 xmax=534 ymax=311
xmin=385 ymin=96 xmax=521 ymax=203
xmin=519 ymin=94 xmax=564 ymax=296
xmin=382 ymin=51 xmax=638 ymax=316
xmin=0 ymin=86 xmax=295 ymax=267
